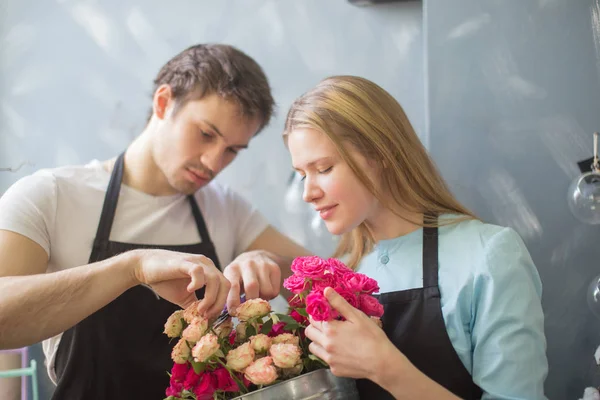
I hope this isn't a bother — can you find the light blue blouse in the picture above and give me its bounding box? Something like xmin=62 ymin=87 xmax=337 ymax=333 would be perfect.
xmin=356 ymin=217 xmax=548 ymax=400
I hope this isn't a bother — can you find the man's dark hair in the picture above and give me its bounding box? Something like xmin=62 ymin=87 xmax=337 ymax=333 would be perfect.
xmin=150 ymin=44 xmax=275 ymax=133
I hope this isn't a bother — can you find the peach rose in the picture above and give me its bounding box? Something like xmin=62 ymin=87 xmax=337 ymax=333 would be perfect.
xmin=269 ymin=343 xmax=302 ymax=368
xmin=226 ymin=342 xmax=255 ymax=372
xmin=182 ymin=317 xmax=208 ymax=343
xmin=213 ymin=317 xmax=234 ymax=339
xmin=171 ymin=338 xmax=190 ymax=364
xmin=271 ymin=333 xmax=300 ymax=346
xmin=191 ymin=333 xmax=220 ymax=362
xmin=250 ymin=334 xmax=272 ymax=353
xmin=235 ymin=298 xmax=271 ymax=321
xmin=163 ymin=309 xmax=184 ymax=338
xmin=244 ymin=356 xmax=278 ymax=386
xmin=183 ymin=300 xmax=202 ymax=323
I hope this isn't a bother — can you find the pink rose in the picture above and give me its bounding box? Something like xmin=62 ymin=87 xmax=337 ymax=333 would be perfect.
xmin=287 ymin=295 xmax=305 ymax=308
xmin=235 ymin=298 xmax=272 ymax=321
xmin=306 ymin=291 xmax=338 ymax=321
xmin=170 ymin=362 xmax=189 ymax=382
xmin=271 ymin=333 xmax=300 ymax=346
xmin=327 ymin=258 xmax=354 ymax=276
xmin=269 ymin=343 xmax=302 ymax=368
xmin=311 ymin=273 xmax=337 ymax=292
xmin=226 ymin=342 xmax=255 ymax=371
xmin=244 ymin=356 xmax=278 ymax=386
xmin=334 ymin=287 xmax=359 ymax=308
xmin=289 ymin=309 xmax=307 ymax=325
xmin=343 ymin=273 xmax=380 ymax=295
xmin=213 ymin=367 xmax=239 ymax=392
xmin=171 ymin=338 xmax=191 ymax=364
xmin=268 ymin=322 xmax=285 ymax=337
xmin=193 ymin=372 xmax=216 ymax=400
xmin=182 ymin=317 xmax=208 ymax=343
xmin=291 ymin=256 xmax=328 ymax=278
xmin=283 ymin=274 xmax=309 ymax=294
xmin=358 ymin=294 xmax=384 ymax=317
xmin=183 ymin=368 xmax=202 ymax=390
xmin=191 ymin=333 xmax=220 ymax=362
xmin=250 ymin=333 xmax=272 ymax=353
xmin=164 ymin=309 xmax=184 ymax=338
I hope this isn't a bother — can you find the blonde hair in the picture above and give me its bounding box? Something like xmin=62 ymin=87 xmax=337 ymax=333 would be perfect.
xmin=283 ymin=76 xmax=477 ymax=269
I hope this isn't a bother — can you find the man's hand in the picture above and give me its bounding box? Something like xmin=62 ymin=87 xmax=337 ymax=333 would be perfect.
xmin=223 ymin=250 xmax=282 ymax=312
xmin=131 ymin=249 xmax=231 ymax=318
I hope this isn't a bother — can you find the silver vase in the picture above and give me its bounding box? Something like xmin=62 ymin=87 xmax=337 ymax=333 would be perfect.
xmin=232 ymin=368 xmax=360 ymax=400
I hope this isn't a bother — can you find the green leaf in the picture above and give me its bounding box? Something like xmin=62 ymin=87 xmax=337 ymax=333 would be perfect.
xmin=246 ymin=324 xmax=257 ymax=337
xmin=190 ymin=359 xmax=206 ymax=374
xmin=283 ymin=322 xmax=301 ymax=331
xmin=308 ymin=354 xmax=329 ymax=367
xmin=295 ymin=308 xmax=309 ymax=317
xmin=271 ymin=313 xmax=280 ymax=324
xmin=261 ymin=318 xmax=274 ymax=335
xmin=275 ymin=313 xmax=297 ymax=325
xmin=214 ymin=349 xmax=225 ymax=358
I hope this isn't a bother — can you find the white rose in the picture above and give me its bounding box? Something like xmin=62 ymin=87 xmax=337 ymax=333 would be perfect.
xmin=191 ymin=333 xmax=220 ymax=362
xmin=269 ymin=343 xmax=302 ymax=368
xmin=163 ymin=310 xmax=184 ymax=338
xmin=171 ymin=337 xmax=190 ymax=364
xmin=182 ymin=317 xmax=208 ymax=343
xmin=235 ymin=299 xmax=271 ymax=321
xmin=250 ymin=334 xmax=272 ymax=353
xmin=244 ymin=356 xmax=278 ymax=385
xmin=271 ymin=333 xmax=300 ymax=346
xmin=226 ymin=342 xmax=255 ymax=372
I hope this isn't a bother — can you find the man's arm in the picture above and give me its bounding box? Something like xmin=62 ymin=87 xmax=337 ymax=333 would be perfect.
xmin=246 ymin=225 xmax=312 ymax=280
xmin=224 ymin=225 xmax=312 ymax=310
xmin=0 ymin=230 xmax=230 ymax=350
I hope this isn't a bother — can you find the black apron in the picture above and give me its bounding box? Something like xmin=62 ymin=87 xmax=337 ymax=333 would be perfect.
xmin=53 ymin=152 xmax=221 ymax=400
xmin=356 ymin=222 xmax=483 ymax=399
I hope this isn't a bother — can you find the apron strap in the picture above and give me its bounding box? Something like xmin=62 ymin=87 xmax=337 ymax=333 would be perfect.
xmin=187 ymin=195 xmax=213 ymax=246
xmin=422 ymin=215 xmax=439 ymax=288
xmin=91 ymin=152 xmax=125 ymax=257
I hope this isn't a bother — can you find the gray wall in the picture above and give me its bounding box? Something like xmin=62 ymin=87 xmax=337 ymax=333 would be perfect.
xmin=426 ymin=0 xmax=600 ymax=398
xmin=0 ymin=1 xmax=424 ymax=399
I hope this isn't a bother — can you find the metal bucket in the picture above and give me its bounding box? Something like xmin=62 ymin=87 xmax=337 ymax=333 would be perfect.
xmin=232 ymin=368 xmax=360 ymax=400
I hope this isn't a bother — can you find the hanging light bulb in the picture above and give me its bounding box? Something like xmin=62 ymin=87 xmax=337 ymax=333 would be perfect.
xmin=568 ymin=132 xmax=600 ymax=224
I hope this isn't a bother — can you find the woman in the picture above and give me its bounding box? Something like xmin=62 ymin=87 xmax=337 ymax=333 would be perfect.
xmin=283 ymin=76 xmax=547 ymax=399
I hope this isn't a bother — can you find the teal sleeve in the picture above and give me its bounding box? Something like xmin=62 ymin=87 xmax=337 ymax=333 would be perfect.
xmin=471 ymin=227 xmax=548 ymax=400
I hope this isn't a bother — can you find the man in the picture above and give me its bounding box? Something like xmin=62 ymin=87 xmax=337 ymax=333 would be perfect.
xmin=0 ymin=44 xmax=309 ymax=399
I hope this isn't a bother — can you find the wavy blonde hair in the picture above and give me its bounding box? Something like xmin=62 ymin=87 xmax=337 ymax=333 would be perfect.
xmin=283 ymin=76 xmax=476 ymax=269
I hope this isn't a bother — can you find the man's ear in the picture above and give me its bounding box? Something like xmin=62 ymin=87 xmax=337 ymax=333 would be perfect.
xmin=153 ymin=84 xmax=175 ymax=120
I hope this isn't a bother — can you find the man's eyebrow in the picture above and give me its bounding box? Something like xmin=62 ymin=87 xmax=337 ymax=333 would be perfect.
xmin=202 ymin=119 xmax=223 ymax=137
xmin=201 ymin=119 xmax=248 ymax=149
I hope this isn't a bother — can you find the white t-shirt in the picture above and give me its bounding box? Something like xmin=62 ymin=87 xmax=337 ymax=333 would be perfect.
xmin=0 ymin=160 xmax=269 ymax=383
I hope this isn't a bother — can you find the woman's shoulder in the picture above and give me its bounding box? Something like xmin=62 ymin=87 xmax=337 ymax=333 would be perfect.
xmin=439 ymin=216 xmax=524 ymax=252
xmin=439 ymin=215 xmax=536 ymax=278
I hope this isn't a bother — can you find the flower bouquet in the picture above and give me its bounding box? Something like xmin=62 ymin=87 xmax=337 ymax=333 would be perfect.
xmin=163 ymin=256 xmax=384 ymax=400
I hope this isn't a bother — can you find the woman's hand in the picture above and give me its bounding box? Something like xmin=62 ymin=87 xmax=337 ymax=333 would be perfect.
xmin=304 ymin=287 xmax=399 ymax=381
